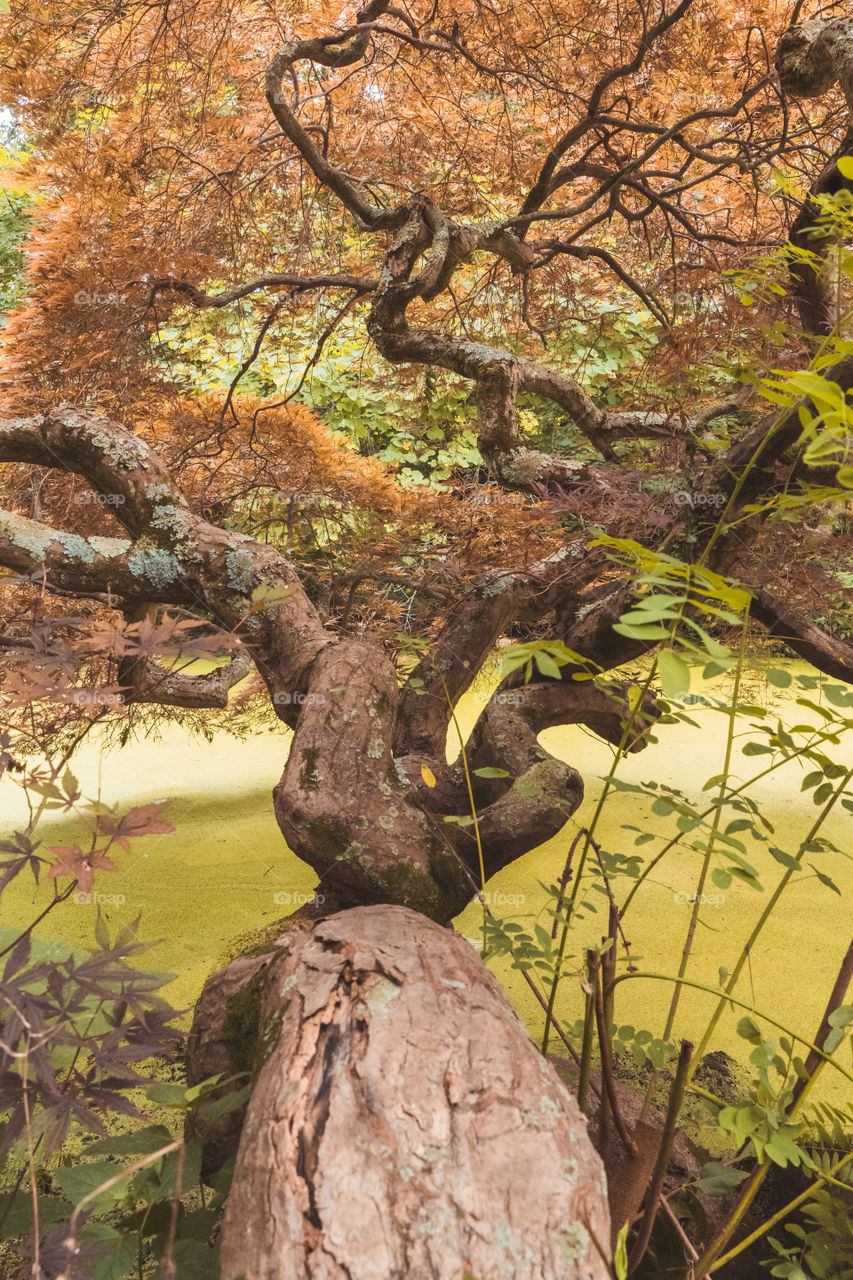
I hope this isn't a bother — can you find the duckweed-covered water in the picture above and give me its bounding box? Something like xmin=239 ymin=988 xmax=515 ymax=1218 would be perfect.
xmin=2 ymin=661 xmax=851 ymax=1102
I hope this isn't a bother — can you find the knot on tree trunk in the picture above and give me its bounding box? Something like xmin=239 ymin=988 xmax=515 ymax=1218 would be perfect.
xmin=776 ymin=17 xmax=853 ymax=108
xmin=217 ymin=904 xmax=611 ymax=1280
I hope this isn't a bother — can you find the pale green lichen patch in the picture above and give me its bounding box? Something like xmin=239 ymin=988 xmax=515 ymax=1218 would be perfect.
xmin=557 ymin=1221 xmax=590 ymax=1262
xmin=481 ymin=574 xmax=513 ymax=598
xmin=90 ymin=535 xmax=130 ymax=558
xmin=58 ymin=531 xmax=96 ymax=564
xmin=87 ymin=426 xmax=150 ymax=470
xmin=145 ymin=483 xmax=172 ymax=501
xmin=532 ymin=1093 xmax=560 ymax=1130
xmin=225 ymin=548 xmax=256 ymax=595
xmin=0 ymin=415 xmax=37 ymax=434
xmin=150 ymin=504 xmax=202 ymax=560
xmin=361 ymin=975 xmax=400 ymax=1018
xmin=128 ymin=544 xmax=182 ymax=587
xmin=341 ymin=841 xmax=369 ymax=866
xmin=150 ymin=504 xmax=183 ymax=531
xmin=4 ymin=518 xmax=51 ymax=561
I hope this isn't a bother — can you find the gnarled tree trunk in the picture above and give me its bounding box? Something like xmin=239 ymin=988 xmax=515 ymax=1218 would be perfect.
xmin=216 ymin=905 xmax=610 ymax=1280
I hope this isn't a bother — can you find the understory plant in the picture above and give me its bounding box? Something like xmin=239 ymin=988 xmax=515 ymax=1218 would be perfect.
xmin=477 ymin=239 xmax=853 ymax=1275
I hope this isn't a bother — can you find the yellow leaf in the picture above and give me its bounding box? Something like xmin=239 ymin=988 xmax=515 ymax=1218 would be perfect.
xmin=421 ymin=764 xmax=437 ymax=788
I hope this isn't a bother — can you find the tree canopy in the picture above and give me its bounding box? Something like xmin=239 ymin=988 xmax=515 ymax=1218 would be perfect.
xmin=2 ymin=0 xmax=853 ymax=912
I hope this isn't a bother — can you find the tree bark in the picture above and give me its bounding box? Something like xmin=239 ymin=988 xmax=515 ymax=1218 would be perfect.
xmin=217 ymin=905 xmax=611 ymax=1280
xmin=776 ymin=18 xmax=853 ymax=338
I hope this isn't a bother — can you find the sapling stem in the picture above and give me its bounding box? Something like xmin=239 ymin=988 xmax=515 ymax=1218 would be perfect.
xmin=577 ymin=971 xmax=596 ymax=1114
xmin=661 ymin=621 xmax=748 ymax=1051
xmin=690 ymin=763 xmax=853 ymax=1072
xmin=590 ymin=949 xmax=637 ymax=1157
xmin=627 ymin=1039 xmax=693 ymax=1274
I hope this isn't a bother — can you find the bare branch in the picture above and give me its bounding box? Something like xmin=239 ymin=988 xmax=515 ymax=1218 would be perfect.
xmin=121 ymin=647 xmax=254 ymax=709
xmin=518 ymin=0 xmax=695 ymax=221
xmin=264 ymin=2 xmax=407 ymax=230
xmin=143 ymin=273 xmax=379 ymax=309
xmin=751 ymin=585 xmax=853 ymax=685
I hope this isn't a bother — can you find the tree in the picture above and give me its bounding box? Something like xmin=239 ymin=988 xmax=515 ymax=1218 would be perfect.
xmin=1 ymin=1 xmax=853 ymax=1276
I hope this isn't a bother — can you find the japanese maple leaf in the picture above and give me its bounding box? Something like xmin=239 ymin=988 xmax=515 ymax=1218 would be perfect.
xmin=47 ymin=845 xmax=118 ymax=893
xmin=96 ymin=802 xmax=174 ymax=852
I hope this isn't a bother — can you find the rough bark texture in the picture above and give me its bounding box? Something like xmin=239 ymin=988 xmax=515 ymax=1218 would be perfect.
xmin=776 ymin=18 xmax=853 ymax=337
xmin=0 ymin=407 xmax=661 ymax=924
xmin=185 ymin=951 xmax=272 ymax=1176
xmin=218 ymin=905 xmax=611 ymax=1280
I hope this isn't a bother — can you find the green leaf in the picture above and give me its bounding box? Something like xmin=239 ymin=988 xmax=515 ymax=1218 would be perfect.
xmin=823 ymin=1027 xmax=845 ymax=1054
xmin=154 ymin=1142 xmax=202 ymax=1201
xmin=165 ymin=1238 xmax=219 ymax=1280
xmin=613 ymin=1219 xmax=630 ymax=1279
xmin=728 ymin=866 xmax=761 ymax=889
xmin=146 ymin=1082 xmax=193 ymax=1108
xmin=0 ymin=1190 xmax=74 ymax=1237
xmin=683 ymin=619 xmax=731 ymax=658
xmin=736 ymin=1016 xmax=762 ymax=1044
xmin=827 ymin=1004 xmax=853 ymax=1028
xmin=534 ymin=651 xmax=563 ymax=679
xmin=473 ymin=767 xmax=511 ymax=779
xmin=769 ymin=847 xmax=800 ymax=871
xmin=695 ymin=1162 xmax=749 ymax=1196
xmin=711 ymin=867 xmax=732 ymax=889
xmin=612 ymin=622 xmax=669 ymax=640
xmin=62 ymin=767 xmax=80 ymax=798
xmin=809 ymin=864 xmax=841 ymax=895
xmin=85 ymin=1125 xmax=175 ymax=1159
xmin=766 ymin=668 xmax=792 ymax=688
xmin=177 ymin=1205 xmax=220 ymax=1245
xmin=206 ymin=1154 xmax=236 ymax=1211
xmin=657 ymin=650 xmax=691 ymax=697
xmin=54 ymin=1162 xmax=129 ymax=1210
xmin=764 ymin=1128 xmax=806 ymax=1168
xmin=823 ymin=683 xmax=853 ymax=708
xmin=703 ymin=659 xmax=733 ymax=678
xmin=77 ymin=1224 xmax=136 ymax=1280
xmin=94 ymin=910 xmax=111 ymax=951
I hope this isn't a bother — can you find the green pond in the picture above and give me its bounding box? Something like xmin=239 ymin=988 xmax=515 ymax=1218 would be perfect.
xmin=2 ymin=660 xmax=852 ymax=1105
